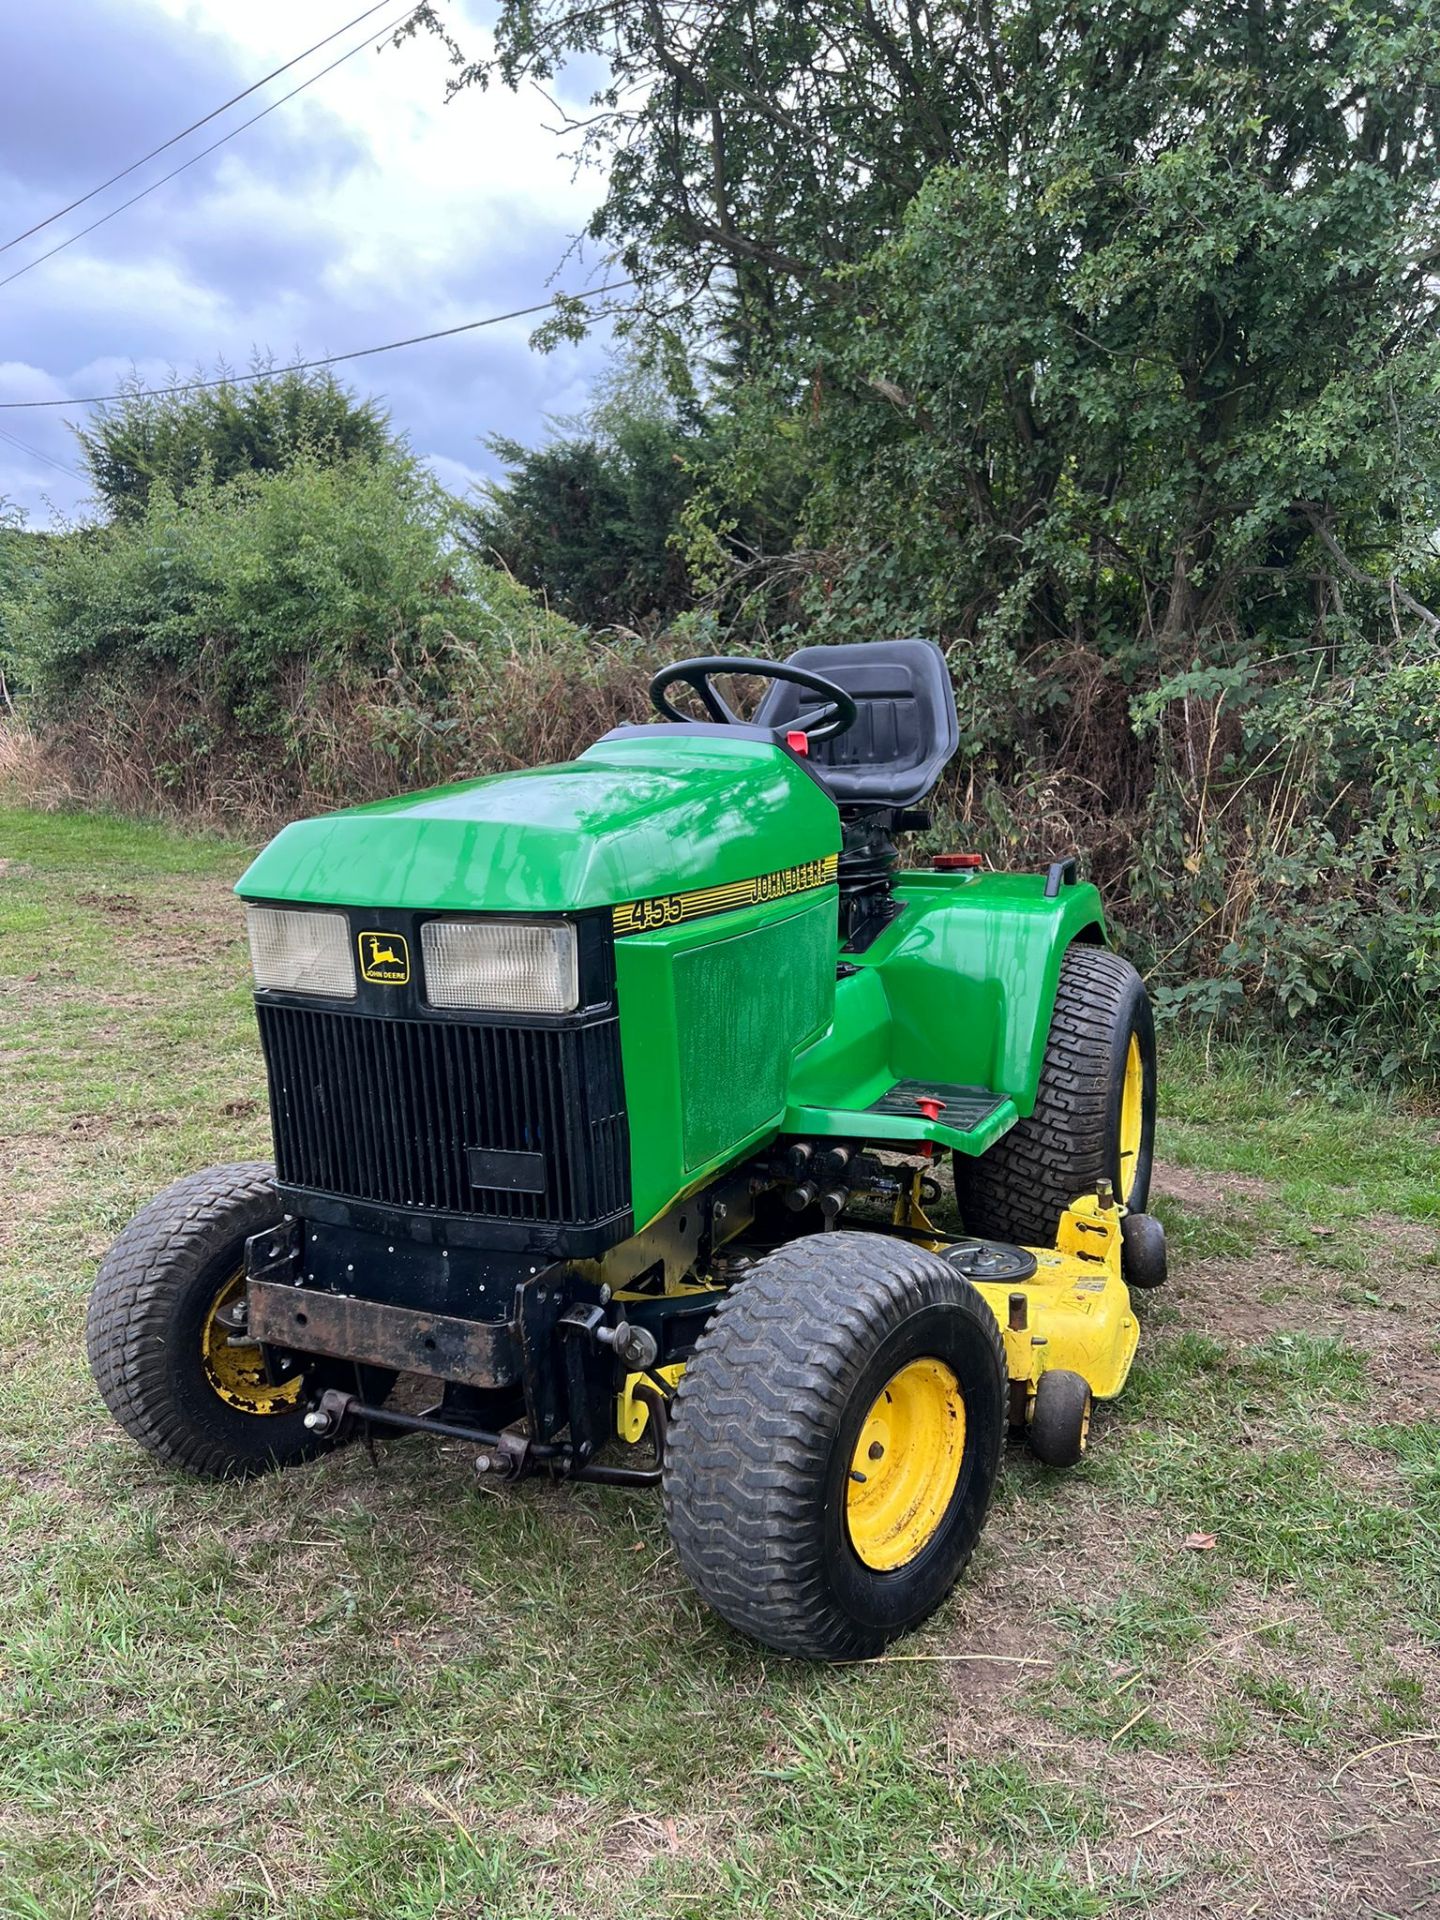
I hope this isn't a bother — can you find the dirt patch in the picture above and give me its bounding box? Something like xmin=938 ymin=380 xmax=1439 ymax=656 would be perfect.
xmin=2 ymin=1462 xmax=87 ymax=1503
xmin=1370 ymin=1213 xmax=1438 ymax=1263
xmin=74 ymin=888 xmax=143 ymax=914
xmin=489 ymin=1791 xmax=737 ymax=1916
xmin=1087 ymin=1752 xmax=1438 ymax=1920
xmin=937 ymin=1552 xmax=1440 ymax=1917
xmin=931 ymin=1481 xmax=1171 ymax=1760
xmin=589 ymin=1808 xmax=725 ymax=1892
xmin=1169 ymin=1245 xmax=1440 ymax=1421
xmin=1153 ymin=1160 xmax=1275 ymax=1208
xmin=0 ymin=1131 xmax=76 ymax=1201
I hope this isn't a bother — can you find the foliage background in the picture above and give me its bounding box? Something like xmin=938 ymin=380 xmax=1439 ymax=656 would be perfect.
xmin=418 ymin=0 xmax=1440 ymax=1081
xmin=3 ymin=439 xmax=663 ymax=822
xmin=5 ymin=1 xmax=1440 ymax=1080
xmin=74 ymin=366 xmax=395 ymax=523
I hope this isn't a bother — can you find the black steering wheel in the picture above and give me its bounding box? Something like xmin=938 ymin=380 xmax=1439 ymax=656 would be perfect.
xmin=649 ymin=656 xmax=858 ymax=745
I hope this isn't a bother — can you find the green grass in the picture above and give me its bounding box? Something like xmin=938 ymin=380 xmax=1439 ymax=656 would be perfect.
xmin=2 ymin=807 xmax=1438 ymax=1918
xmin=0 ymin=804 xmax=250 ymax=876
xmin=1160 ymin=1029 xmax=1440 ymax=1240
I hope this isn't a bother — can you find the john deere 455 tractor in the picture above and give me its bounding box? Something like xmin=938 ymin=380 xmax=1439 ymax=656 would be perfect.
xmin=88 ymin=640 xmax=1164 ymax=1660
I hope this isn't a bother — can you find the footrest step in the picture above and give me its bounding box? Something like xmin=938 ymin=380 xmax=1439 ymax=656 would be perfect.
xmin=866 ymin=1080 xmax=1008 ymax=1132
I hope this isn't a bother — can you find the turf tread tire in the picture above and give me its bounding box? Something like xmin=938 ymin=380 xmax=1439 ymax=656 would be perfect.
xmin=663 ymin=1231 xmax=1006 ymax=1660
xmin=954 ymin=944 xmax=1155 ymax=1246
xmin=86 ymin=1161 xmax=339 ymax=1481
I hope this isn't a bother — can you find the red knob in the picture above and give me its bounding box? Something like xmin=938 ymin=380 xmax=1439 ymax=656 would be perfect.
xmin=933 ymin=852 xmax=984 ymax=871
xmin=916 ymin=1095 xmax=946 ymax=1122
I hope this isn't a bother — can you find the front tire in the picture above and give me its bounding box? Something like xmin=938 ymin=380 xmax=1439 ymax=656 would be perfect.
xmin=954 ymin=944 xmax=1156 ymax=1245
xmin=87 ymin=1162 xmax=359 ymax=1479
xmin=663 ymin=1232 xmax=1007 ymax=1660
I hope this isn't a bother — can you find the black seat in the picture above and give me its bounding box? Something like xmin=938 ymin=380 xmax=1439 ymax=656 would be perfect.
xmin=754 ymin=638 xmax=959 ymax=811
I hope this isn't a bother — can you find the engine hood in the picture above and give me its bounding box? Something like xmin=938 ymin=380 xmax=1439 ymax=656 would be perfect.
xmin=235 ymin=732 xmax=841 ymax=914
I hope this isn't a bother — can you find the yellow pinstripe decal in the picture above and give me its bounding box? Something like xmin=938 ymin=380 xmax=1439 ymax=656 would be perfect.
xmin=612 ymin=854 xmax=838 ymax=936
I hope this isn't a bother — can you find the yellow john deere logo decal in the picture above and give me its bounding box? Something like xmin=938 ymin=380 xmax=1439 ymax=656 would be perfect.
xmin=358 ymin=930 xmax=410 ymax=984
xmin=612 ymin=855 xmax=838 ymax=937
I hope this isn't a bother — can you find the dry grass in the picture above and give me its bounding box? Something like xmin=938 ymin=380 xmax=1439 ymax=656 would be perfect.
xmin=0 ymin=713 xmax=76 ymax=812
xmin=3 ymin=633 xmax=673 ymax=836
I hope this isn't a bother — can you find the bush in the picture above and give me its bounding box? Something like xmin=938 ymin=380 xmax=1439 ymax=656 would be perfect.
xmin=7 ymin=454 xmax=665 ymax=826
xmin=1129 ymin=649 xmax=1440 ymax=1083
xmin=465 ymin=417 xmax=695 ymax=629
xmin=0 ymin=502 xmax=43 ymax=707
xmin=75 ymin=368 xmax=396 ymax=521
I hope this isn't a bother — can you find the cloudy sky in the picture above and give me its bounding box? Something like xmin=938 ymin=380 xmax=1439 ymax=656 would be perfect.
xmin=0 ymin=0 xmax=613 ymax=525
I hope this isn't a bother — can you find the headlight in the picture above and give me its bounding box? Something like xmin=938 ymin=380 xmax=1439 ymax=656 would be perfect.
xmin=421 ymin=919 xmax=578 ymax=1013
xmin=246 ymin=906 xmax=356 ymax=998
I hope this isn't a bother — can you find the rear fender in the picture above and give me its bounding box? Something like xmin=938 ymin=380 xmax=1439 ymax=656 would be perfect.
xmin=878 ymin=873 xmax=1105 ymax=1121
xmin=785 ymin=873 xmax=1106 ymax=1140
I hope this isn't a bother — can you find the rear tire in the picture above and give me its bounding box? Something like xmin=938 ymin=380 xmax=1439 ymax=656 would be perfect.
xmin=86 ymin=1162 xmax=387 ymax=1480
xmin=663 ymin=1231 xmax=1006 ymax=1660
xmin=954 ymin=944 xmax=1156 ymax=1245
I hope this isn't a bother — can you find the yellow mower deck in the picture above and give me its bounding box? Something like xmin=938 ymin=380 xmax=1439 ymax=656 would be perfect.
xmin=616 ymin=1188 xmax=1138 ymax=1447
xmin=972 ymin=1193 xmax=1139 ymax=1410
xmin=903 ymin=1181 xmax=1139 ymax=1421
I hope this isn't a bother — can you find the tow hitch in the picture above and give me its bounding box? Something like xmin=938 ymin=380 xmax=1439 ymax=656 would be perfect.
xmin=302 ymin=1379 xmax=671 ymax=1489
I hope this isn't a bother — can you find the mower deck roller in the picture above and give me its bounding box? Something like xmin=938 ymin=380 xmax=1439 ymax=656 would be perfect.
xmin=87 ymin=638 xmax=1162 ymax=1661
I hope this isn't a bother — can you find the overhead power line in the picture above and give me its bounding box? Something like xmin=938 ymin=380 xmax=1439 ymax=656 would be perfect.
xmin=0 ymin=424 xmax=84 ymax=479
xmin=0 ymin=282 xmax=636 ymax=410
xmin=0 ymin=7 xmax=416 ymax=293
xmin=0 ymin=0 xmax=404 ymax=257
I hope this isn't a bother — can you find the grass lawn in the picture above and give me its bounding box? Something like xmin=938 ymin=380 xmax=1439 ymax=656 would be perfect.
xmin=2 ymin=805 xmax=1437 ymax=1920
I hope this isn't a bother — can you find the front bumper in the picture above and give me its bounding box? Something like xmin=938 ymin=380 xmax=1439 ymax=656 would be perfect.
xmin=247 ymin=1274 xmax=520 ymax=1389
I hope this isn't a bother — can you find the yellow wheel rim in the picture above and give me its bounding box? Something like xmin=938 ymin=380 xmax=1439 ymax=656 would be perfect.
xmin=201 ymin=1269 xmax=303 ymax=1415
xmin=1117 ymin=1032 xmax=1144 ymax=1204
xmin=846 ymin=1358 xmax=966 ymax=1571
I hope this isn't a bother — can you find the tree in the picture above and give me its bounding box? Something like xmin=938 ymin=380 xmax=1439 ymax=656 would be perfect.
xmin=416 ymin=0 xmax=989 ymax=364
xmin=424 ymin=0 xmax=1440 ymax=654
xmin=75 ymin=366 xmax=398 ymax=521
xmin=801 ymin=5 xmax=1440 ymax=666
xmin=463 ymin=365 xmax=696 ymax=625
xmin=0 ymin=498 xmax=53 ymax=706
xmin=463 ymin=432 xmax=685 ymax=628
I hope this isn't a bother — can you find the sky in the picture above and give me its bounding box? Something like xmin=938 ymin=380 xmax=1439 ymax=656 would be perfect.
xmin=0 ymin=0 xmax=613 ymax=524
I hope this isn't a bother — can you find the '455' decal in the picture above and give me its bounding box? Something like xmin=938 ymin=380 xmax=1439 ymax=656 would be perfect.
xmin=612 ymin=856 xmax=838 ymax=937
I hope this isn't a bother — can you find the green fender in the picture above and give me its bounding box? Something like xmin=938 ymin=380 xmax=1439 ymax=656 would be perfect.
xmin=784 ymin=870 xmax=1107 ymax=1154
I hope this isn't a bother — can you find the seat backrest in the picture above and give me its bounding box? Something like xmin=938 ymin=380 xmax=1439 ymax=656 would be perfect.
xmin=754 ymin=638 xmax=959 ymax=810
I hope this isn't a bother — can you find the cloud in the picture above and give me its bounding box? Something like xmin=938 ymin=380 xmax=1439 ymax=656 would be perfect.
xmin=425 ymin=451 xmax=488 ymax=497
xmin=0 ymin=0 xmax=611 ymax=524
xmin=0 ymin=3 xmax=263 ymax=192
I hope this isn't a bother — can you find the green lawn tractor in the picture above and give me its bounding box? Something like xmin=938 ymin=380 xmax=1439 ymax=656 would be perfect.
xmin=88 ymin=640 xmax=1164 ymax=1660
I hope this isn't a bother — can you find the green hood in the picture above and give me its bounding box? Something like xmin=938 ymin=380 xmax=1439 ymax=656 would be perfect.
xmin=236 ymin=733 xmax=841 ymax=913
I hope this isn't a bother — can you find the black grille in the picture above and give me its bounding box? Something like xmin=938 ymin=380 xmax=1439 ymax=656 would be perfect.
xmin=256 ymin=1003 xmax=630 ymax=1228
